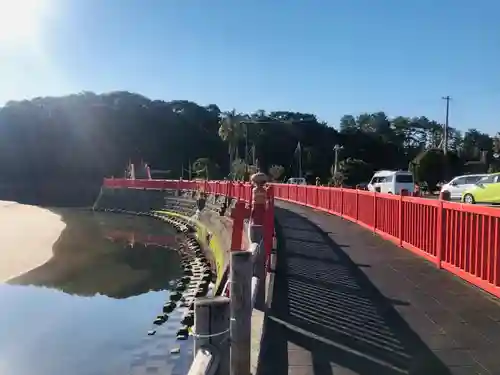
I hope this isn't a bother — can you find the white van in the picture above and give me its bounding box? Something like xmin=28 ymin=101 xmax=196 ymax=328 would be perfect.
xmin=368 ymin=170 xmax=415 ymax=194
xmin=440 ymin=174 xmax=487 ymax=200
xmin=286 ymin=177 xmax=307 ymax=185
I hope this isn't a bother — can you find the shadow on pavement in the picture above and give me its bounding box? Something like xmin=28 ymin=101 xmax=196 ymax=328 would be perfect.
xmin=257 ymin=207 xmax=451 ymax=375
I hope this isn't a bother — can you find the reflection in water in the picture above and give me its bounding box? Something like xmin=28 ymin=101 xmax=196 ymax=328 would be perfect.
xmin=9 ymin=209 xmax=183 ymax=298
xmin=0 ymin=209 xmax=184 ymax=375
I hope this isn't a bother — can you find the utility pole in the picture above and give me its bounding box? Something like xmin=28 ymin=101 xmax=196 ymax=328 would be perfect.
xmin=244 ymin=121 xmax=249 ymax=178
xmin=333 ymin=144 xmax=343 ymax=175
xmin=442 ymin=96 xmax=451 ymax=155
xmin=298 ymin=144 xmax=302 ymax=178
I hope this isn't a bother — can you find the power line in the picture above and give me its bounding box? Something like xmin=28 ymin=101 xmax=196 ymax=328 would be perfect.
xmin=442 ymin=96 xmax=452 ymax=155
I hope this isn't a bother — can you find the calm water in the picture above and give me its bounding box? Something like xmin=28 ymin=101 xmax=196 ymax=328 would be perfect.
xmin=0 ymin=210 xmax=185 ymax=375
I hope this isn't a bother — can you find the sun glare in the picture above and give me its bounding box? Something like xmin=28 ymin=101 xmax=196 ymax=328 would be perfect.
xmin=0 ymin=0 xmax=51 ymax=47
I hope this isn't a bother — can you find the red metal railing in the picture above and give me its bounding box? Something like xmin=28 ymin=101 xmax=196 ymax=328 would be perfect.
xmin=103 ymin=178 xmax=253 ymax=203
xmin=103 ymin=178 xmax=271 ymax=252
xmin=102 ymin=178 xmax=500 ymax=298
xmin=272 ymin=183 xmax=500 ymax=298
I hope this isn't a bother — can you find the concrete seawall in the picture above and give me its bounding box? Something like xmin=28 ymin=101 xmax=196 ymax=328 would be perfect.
xmin=94 ymin=187 xmax=237 ymax=292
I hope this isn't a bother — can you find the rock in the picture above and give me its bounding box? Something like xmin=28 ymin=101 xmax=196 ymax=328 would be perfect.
xmin=176 ymin=326 xmax=189 ymax=336
xmin=181 ymin=313 xmax=194 ymax=326
xmin=153 ymin=316 xmax=167 ymax=325
xmin=170 ymin=292 xmax=182 ymax=301
xmin=199 ymin=280 xmax=209 ymax=290
xmin=163 ymin=301 xmax=176 ymax=313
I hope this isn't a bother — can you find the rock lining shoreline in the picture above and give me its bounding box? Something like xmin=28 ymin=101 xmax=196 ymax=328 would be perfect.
xmin=93 ymin=207 xmax=215 ymax=340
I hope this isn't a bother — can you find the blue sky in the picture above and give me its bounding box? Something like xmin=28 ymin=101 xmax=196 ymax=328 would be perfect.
xmin=1 ymin=0 xmax=499 ymax=133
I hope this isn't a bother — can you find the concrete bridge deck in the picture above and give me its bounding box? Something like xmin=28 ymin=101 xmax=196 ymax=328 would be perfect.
xmin=257 ymin=201 xmax=500 ymax=375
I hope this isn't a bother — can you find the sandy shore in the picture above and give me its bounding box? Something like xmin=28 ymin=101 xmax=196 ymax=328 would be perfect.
xmin=0 ymin=201 xmax=66 ymax=283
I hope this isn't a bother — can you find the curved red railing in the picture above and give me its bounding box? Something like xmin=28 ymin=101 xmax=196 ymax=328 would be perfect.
xmin=102 ymin=178 xmax=500 ymax=298
xmin=271 ymin=183 xmax=500 ymax=298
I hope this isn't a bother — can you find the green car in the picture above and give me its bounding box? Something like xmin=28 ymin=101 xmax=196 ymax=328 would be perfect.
xmin=462 ymin=173 xmax=500 ymax=204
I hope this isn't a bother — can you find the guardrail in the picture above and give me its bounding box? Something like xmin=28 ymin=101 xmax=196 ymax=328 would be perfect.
xmin=102 ymin=177 xmax=272 ymax=375
xmin=103 ymin=178 xmax=253 ymax=202
xmin=272 ymin=183 xmax=500 ymax=298
xmin=102 ymin=176 xmax=500 ymax=372
xmin=187 ymin=186 xmax=273 ymax=375
xmin=103 ymin=177 xmax=500 ymax=298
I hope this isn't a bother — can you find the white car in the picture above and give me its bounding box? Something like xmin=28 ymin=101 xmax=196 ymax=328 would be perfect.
xmin=286 ymin=177 xmax=307 ymax=185
xmin=368 ymin=170 xmax=415 ymax=195
xmin=440 ymin=174 xmax=487 ymax=200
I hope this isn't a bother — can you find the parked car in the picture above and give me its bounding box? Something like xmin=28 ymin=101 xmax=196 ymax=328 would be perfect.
xmin=440 ymin=174 xmax=487 ymax=200
xmin=286 ymin=177 xmax=307 ymax=185
xmin=367 ymin=170 xmax=415 ymax=195
xmin=462 ymin=173 xmax=500 ymax=204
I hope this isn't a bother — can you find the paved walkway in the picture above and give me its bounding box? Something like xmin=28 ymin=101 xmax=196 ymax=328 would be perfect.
xmin=257 ymin=201 xmax=500 ymax=375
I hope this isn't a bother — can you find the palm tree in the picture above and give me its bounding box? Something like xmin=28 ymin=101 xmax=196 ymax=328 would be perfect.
xmin=218 ymin=110 xmax=246 ymax=179
xmin=268 ymin=165 xmax=285 ymax=182
xmin=192 ymin=158 xmax=220 ymax=180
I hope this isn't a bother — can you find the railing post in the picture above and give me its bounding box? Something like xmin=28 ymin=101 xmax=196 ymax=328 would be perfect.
xmin=264 ymin=185 xmax=274 ymax=272
xmin=250 ymin=172 xmax=268 ymax=226
xmin=399 ymin=190 xmax=408 ymax=247
xmin=194 ymin=297 xmax=231 ymax=375
xmin=373 ymin=191 xmax=377 ymax=232
xmin=315 ymin=186 xmax=319 ymax=208
xmin=436 ymin=190 xmax=450 ymax=269
xmin=177 ymin=178 xmax=182 ymax=196
xmin=230 ymin=251 xmax=252 ymax=375
xmin=326 ymin=187 xmax=330 ymax=212
xmin=340 ymin=187 xmax=344 ymax=217
xmin=230 ymin=201 xmax=246 ymax=251
xmin=355 ymin=188 xmax=359 ymax=221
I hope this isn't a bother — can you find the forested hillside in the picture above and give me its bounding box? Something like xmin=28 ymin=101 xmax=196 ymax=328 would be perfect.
xmin=0 ymin=91 xmax=498 ymax=204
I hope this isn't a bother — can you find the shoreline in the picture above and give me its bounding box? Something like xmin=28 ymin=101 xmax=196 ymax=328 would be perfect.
xmin=0 ymin=200 xmax=66 ymax=283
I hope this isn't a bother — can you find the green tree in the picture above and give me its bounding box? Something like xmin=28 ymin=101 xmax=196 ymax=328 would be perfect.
xmin=218 ymin=110 xmax=246 ymax=178
xmin=192 ymin=158 xmax=220 ymax=180
xmin=268 ymin=165 xmax=285 ymax=182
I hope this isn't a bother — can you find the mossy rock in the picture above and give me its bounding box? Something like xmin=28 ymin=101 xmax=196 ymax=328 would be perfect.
xmin=153 ymin=315 xmax=167 ymax=325
xmin=181 ymin=312 xmax=194 ymax=327
xmin=170 ymin=292 xmax=182 ymax=301
xmin=163 ymin=302 xmax=176 ymax=313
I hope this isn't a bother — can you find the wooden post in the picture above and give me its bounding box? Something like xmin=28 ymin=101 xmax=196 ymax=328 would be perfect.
xmin=249 ymin=224 xmax=266 ymax=309
xmin=194 ymin=296 xmax=231 ymax=375
xmin=263 ymin=186 xmax=275 ymax=271
xmin=230 ymin=251 xmax=252 ymax=375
